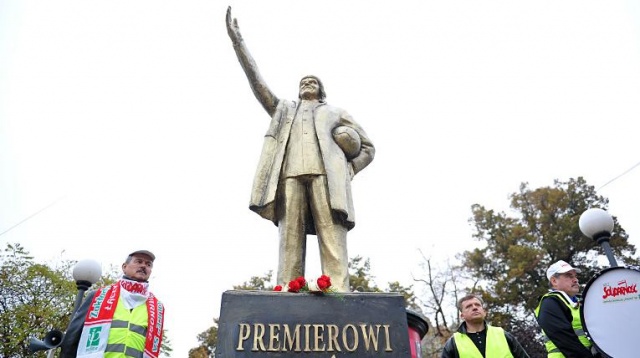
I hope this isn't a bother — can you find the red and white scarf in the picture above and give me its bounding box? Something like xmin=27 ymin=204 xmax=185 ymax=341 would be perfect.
xmin=77 ymin=279 xmax=164 ymax=358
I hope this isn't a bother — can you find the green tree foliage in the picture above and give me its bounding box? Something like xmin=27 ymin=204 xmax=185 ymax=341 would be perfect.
xmin=0 ymin=243 xmax=76 ymax=357
xmin=188 ymin=318 xmax=219 ymax=358
xmin=348 ymin=255 xmax=381 ymax=292
xmin=188 ymin=345 xmax=210 ymax=358
xmin=460 ymin=177 xmax=638 ymax=354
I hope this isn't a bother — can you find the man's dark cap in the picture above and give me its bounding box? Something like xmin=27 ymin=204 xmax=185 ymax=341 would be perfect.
xmin=129 ymin=250 xmax=156 ymax=261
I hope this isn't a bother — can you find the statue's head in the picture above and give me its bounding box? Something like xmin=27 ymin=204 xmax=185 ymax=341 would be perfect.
xmin=298 ymin=75 xmax=326 ymax=102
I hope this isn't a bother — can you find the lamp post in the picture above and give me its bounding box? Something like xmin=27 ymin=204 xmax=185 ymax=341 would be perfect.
xmin=29 ymin=259 xmax=102 ymax=356
xmin=578 ymin=208 xmax=618 ymax=267
xmin=71 ymin=259 xmax=102 ymax=313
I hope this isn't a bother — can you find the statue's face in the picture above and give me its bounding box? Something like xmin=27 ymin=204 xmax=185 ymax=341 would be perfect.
xmin=299 ymin=77 xmax=320 ymax=100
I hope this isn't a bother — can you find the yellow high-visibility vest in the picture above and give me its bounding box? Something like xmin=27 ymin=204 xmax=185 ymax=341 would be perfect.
xmin=103 ymin=298 xmax=148 ymax=358
xmin=453 ymin=325 xmax=513 ymax=358
xmin=535 ymin=292 xmax=591 ymax=358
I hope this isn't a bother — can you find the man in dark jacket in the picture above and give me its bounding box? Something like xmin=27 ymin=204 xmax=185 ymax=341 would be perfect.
xmin=441 ymin=294 xmax=529 ymax=358
xmin=535 ymin=260 xmax=595 ymax=357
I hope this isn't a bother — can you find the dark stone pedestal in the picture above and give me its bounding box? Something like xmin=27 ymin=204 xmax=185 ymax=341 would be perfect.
xmin=216 ymin=290 xmax=411 ymax=357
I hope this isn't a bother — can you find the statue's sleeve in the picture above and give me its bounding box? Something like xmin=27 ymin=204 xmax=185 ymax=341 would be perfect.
xmin=231 ymin=39 xmax=279 ymax=117
xmin=341 ymin=111 xmax=375 ymax=175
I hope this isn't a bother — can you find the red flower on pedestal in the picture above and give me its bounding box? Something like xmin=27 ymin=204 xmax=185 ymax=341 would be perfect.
xmin=273 ymin=275 xmax=340 ymax=299
xmin=317 ymin=275 xmax=331 ymax=290
xmin=287 ymin=277 xmax=305 ymax=293
xmin=295 ymin=276 xmax=306 ymax=287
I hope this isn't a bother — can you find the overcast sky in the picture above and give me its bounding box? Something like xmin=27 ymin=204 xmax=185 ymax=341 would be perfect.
xmin=2 ymin=1 xmax=639 ymax=356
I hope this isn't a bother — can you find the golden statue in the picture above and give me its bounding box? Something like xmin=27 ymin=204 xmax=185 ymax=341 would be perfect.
xmin=226 ymin=7 xmax=375 ymax=292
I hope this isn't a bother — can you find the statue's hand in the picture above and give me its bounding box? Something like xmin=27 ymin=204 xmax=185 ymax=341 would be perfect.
xmin=226 ymin=6 xmax=243 ymax=44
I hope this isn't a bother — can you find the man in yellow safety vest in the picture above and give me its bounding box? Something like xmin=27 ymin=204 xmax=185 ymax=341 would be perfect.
xmin=535 ymin=260 xmax=594 ymax=358
xmin=441 ymin=294 xmax=529 ymax=358
xmin=60 ymin=249 xmax=165 ymax=358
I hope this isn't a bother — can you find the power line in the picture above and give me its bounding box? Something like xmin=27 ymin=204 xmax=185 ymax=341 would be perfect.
xmin=597 ymin=160 xmax=640 ymax=191
xmin=0 ymin=196 xmax=66 ymax=237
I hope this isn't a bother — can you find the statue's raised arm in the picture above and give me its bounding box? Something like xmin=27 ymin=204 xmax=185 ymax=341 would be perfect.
xmin=226 ymin=7 xmax=278 ymax=117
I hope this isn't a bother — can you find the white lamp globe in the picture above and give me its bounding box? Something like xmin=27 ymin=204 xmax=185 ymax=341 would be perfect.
xmin=72 ymin=259 xmax=102 ymax=284
xmin=579 ymin=208 xmax=614 ymax=239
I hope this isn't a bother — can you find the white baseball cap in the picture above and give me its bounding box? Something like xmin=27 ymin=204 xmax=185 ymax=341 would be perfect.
xmin=546 ymin=260 xmax=580 ymax=280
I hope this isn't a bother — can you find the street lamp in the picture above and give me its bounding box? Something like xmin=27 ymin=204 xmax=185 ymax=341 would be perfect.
xmin=578 ymin=208 xmax=618 ymax=267
xmin=29 ymin=259 xmax=102 ymax=356
xmin=71 ymin=259 xmax=102 ymax=313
